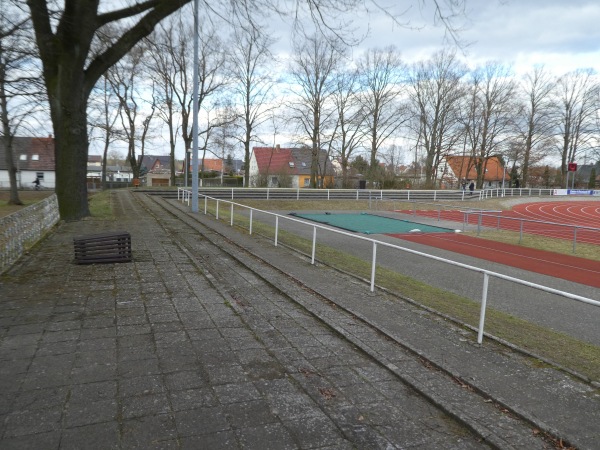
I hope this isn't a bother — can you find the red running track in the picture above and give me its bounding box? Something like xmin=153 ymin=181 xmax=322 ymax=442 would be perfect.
xmin=391 ymin=233 xmax=600 ymax=288
xmin=396 ymin=201 xmax=600 ymax=245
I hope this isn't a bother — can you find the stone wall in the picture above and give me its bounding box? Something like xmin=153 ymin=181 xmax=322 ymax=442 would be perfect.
xmin=0 ymin=194 xmax=60 ymax=274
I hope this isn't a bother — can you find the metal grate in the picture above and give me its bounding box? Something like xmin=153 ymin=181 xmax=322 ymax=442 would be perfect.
xmin=73 ymin=231 xmax=132 ymax=264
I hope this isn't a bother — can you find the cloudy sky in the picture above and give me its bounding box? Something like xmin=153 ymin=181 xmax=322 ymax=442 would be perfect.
xmin=344 ymin=0 xmax=600 ymax=75
xmin=91 ymin=0 xmax=600 ymax=160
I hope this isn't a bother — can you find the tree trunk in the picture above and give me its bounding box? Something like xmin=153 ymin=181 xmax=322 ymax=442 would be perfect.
xmin=49 ymin=89 xmax=90 ymax=220
xmin=1 ymin=135 xmax=22 ymax=205
xmin=0 ymin=61 xmax=22 ymax=205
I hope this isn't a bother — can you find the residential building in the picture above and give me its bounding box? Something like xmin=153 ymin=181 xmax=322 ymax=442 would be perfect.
xmin=438 ymin=155 xmax=508 ymax=189
xmin=0 ymin=136 xmax=55 ymax=189
xmin=138 ymin=155 xmax=172 ymax=186
xmin=249 ymin=146 xmax=335 ymax=188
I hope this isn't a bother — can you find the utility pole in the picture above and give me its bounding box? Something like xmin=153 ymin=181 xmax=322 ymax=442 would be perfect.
xmin=191 ymin=0 xmax=199 ymax=212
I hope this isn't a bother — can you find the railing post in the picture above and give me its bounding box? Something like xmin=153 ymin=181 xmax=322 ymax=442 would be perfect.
xmin=407 ymin=190 xmax=410 ymax=201
xmin=519 ymin=220 xmax=523 ymax=243
xmin=230 ymin=203 xmax=234 ymax=226
xmin=297 ymin=188 xmax=300 ymax=200
xmin=249 ymin=209 xmax=253 ymax=235
xmin=477 ymin=273 xmax=490 ymax=344
xmin=216 ymin=200 xmax=219 ymax=220
xmin=274 ymin=216 xmax=279 ymax=247
xmin=204 ymin=196 xmax=207 ymax=214
xmin=311 ymin=226 xmax=317 ymax=264
xmin=370 ymin=241 xmax=377 ymax=292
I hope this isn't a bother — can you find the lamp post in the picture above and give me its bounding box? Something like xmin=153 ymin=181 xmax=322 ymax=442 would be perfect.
xmin=191 ymin=0 xmax=199 ymax=212
xmin=501 ymin=158 xmax=509 ymax=192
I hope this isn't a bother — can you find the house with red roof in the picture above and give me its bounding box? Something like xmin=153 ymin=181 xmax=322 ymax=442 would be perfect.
xmin=249 ymin=146 xmax=335 ymax=188
xmin=438 ymin=155 xmax=508 ymax=189
xmin=0 ymin=136 xmax=56 ymax=189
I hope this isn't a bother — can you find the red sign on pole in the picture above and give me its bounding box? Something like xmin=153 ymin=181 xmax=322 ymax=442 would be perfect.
xmin=568 ymin=162 xmax=578 ymax=172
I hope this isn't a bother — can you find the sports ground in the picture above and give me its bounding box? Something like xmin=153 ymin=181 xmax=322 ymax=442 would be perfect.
xmin=392 ymin=200 xmax=600 ymax=288
xmin=294 ymin=200 xmax=600 ymax=288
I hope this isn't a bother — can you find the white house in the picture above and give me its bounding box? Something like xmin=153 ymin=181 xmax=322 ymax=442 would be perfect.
xmin=0 ymin=136 xmax=56 ymax=189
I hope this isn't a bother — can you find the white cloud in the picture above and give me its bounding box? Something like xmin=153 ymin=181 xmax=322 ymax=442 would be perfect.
xmin=306 ymin=0 xmax=600 ymax=75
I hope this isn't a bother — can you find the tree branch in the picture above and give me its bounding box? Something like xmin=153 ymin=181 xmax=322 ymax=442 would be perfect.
xmin=96 ymin=0 xmax=161 ymax=27
xmin=85 ymin=0 xmax=192 ymax=95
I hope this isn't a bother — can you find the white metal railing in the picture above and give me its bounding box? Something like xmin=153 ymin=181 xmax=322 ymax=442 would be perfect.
xmin=468 ymin=212 xmax=600 ymax=251
xmin=178 ymin=186 xmax=556 ymax=202
xmin=0 ymin=194 xmax=60 ymax=274
xmin=177 ymin=189 xmax=599 ymax=345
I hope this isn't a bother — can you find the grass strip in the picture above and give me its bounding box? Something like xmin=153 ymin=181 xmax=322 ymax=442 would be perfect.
xmin=88 ymin=189 xmax=115 ymax=219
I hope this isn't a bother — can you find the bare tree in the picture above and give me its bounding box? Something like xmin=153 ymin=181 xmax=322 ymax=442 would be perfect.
xmin=180 ymin=22 xmax=229 ymax=172
xmin=379 ymin=143 xmax=406 ymax=188
xmin=0 ymin=0 xmax=41 ymax=204
xmin=289 ymin=34 xmax=345 ymax=188
xmin=406 ymin=49 xmax=466 ymax=187
xmin=26 ymin=0 xmax=197 ymax=219
xmin=228 ymin=24 xmax=277 ymax=187
xmin=513 ymin=66 xmax=556 ymax=186
xmin=106 ymin=44 xmax=154 ymax=179
xmin=553 ymin=69 xmax=600 ymax=186
xmin=146 ymin=18 xmax=184 ymax=186
xmin=461 ymin=62 xmax=516 ymax=188
xmin=330 ymin=68 xmax=365 ymax=187
xmin=88 ymin=75 xmax=121 ymax=187
xmin=145 ymin=15 xmax=230 ymax=186
xmin=24 ymin=0 xmax=467 ymax=219
xmin=357 ymin=46 xmax=408 ymax=182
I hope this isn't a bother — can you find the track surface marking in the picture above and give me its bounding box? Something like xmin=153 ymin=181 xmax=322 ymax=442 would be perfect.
xmin=390 ymin=232 xmax=600 ymax=288
xmin=396 ymin=200 xmax=600 ymax=245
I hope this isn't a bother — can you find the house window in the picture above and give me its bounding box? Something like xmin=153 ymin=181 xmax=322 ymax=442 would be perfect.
xmin=20 ymin=154 xmax=27 ymax=161
xmin=270 ymin=176 xmax=278 ymax=186
xmin=288 ymin=162 xmax=295 ymax=168
xmin=303 ymin=178 xmax=310 ymax=187
xmin=36 ymin=172 xmax=44 ymax=180
xmin=32 ymin=154 xmax=39 ymax=161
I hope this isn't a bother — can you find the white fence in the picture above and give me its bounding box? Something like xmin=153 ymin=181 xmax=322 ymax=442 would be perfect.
xmin=0 ymin=194 xmax=60 ymax=274
xmin=181 ymin=186 xmax=556 ymax=202
xmin=177 ymin=188 xmax=599 ymax=345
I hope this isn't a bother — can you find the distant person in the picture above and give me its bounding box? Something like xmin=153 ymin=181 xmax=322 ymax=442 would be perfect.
xmin=515 ymin=179 xmax=520 ymax=188
xmin=33 ymin=177 xmax=41 ymax=190
xmin=469 ymin=181 xmax=474 ymax=195
xmin=461 ymin=180 xmax=467 ymax=190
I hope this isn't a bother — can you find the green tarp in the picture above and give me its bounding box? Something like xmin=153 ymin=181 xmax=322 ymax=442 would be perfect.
xmin=291 ymin=213 xmax=454 ymax=235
